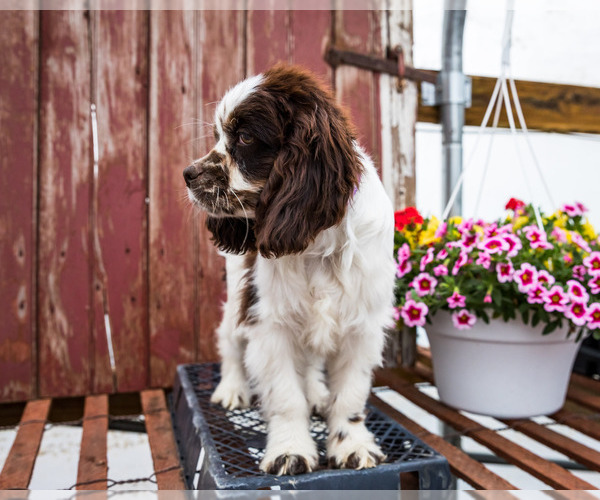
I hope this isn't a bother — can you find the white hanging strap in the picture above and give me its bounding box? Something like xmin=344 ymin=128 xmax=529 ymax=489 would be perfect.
xmin=442 ymin=0 xmax=554 ymax=230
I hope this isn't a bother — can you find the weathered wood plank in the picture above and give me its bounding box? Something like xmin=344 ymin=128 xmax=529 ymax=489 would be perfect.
xmin=376 ymin=369 xmax=597 ymax=490
xmin=334 ymin=8 xmax=382 ymax=169
xmin=418 ymin=73 xmax=600 ymax=134
xmin=567 ymin=384 xmax=600 ymax=413
xmin=552 ymin=409 xmax=600 ymax=443
xmin=148 ymin=9 xmax=197 ymax=386
xmin=369 ymin=394 xmax=517 ymax=490
xmin=289 ymin=8 xmax=332 ymax=81
xmin=0 ymin=8 xmax=38 ymax=403
xmin=195 ymin=10 xmax=246 ymax=362
xmin=502 ymin=417 xmax=600 ymax=472
xmin=77 ymin=395 xmax=108 ymax=490
xmin=246 ymin=6 xmax=290 ymax=75
xmin=0 ymin=399 xmax=51 ymax=489
xmin=91 ymin=9 xmax=149 ymax=393
xmin=38 ymin=8 xmax=92 ymax=397
xmin=380 ymin=7 xmax=417 ymax=210
xmin=140 ymin=389 xmax=185 ymax=490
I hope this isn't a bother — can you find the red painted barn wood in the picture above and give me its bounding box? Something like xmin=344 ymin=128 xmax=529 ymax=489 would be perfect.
xmin=38 ymin=8 xmax=93 ymax=398
xmin=0 ymin=9 xmax=38 ymax=402
xmin=195 ymin=10 xmax=246 ymax=363
xmin=92 ymin=9 xmax=150 ymax=393
xmin=149 ymin=9 xmax=199 ymax=387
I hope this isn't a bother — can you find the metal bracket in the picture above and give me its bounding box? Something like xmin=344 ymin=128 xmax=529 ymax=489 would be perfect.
xmin=325 ymin=45 xmax=437 ymax=85
xmin=421 ymin=75 xmax=472 ymax=108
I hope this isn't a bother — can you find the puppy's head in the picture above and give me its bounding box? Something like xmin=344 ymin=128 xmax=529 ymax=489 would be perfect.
xmin=184 ymin=64 xmax=362 ymax=258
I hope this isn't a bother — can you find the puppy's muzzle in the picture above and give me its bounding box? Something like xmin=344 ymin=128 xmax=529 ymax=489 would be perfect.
xmin=183 ymin=164 xmax=203 ymax=187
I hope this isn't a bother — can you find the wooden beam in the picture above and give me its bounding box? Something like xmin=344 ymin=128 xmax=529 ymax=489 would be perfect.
xmin=369 ymin=394 xmax=517 ymax=490
xmin=140 ymin=389 xmax=185 ymax=490
xmin=552 ymin=409 xmax=600 ymax=442
xmin=376 ymin=369 xmax=597 ymax=490
xmin=417 ymin=73 xmax=600 ymax=135
xmin=0 ymin=399 xmax=51 ymax=489
xmin=77 ymin=395 xmax=109 ymax=490
xmin=567 ymin=385 xmax=600 ymax=413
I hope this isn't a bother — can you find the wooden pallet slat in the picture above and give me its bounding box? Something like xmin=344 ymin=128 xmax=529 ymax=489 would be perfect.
xmin=376 ymin=370 xmax=597 ymax=491
xmin=77 ymin=394 xmax=109 ymax=490
xmin=140 ymin=389 xmax=185 ymax=490
xmin=567 ymin=385 xmax=600 ymax=413
xmin=502 ymin=418 xmax=600 ymax=472
xmin=369 ymin=395 xmax=517 ymax=491
xmin=552 ymin=409 xmax=600 ymax=443
xmin=0 ymin=399 xmax=51 ymax=489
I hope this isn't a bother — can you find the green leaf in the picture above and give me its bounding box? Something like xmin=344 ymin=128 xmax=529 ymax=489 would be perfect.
xmin=531 ymin=309 xmax=541 ymax=327
xmin=542 ymin=322 xmax=558 ymax=335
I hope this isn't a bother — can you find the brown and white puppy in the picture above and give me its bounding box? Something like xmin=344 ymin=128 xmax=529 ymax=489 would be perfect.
xmin=184 ymin=65 xmax=395 ymax=476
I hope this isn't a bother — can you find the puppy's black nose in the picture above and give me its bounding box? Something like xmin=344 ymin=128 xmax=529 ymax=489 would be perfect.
xmin=183 ymin=165 xmax=200 ymax=187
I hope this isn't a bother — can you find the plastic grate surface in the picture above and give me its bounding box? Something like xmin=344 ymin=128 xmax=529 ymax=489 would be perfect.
xmin=184 ymin=363 xmax=436 ymax=479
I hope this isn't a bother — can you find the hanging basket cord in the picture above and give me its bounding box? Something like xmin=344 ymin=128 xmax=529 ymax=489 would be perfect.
xmin=441 ymin=0 xmax=556 ymax=231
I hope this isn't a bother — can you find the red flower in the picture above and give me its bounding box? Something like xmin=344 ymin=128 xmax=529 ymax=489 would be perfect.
xmin=394 ymin=207 xmax=423 ymax=231
xmin=505 ymin=198 xmax=525 ymax=211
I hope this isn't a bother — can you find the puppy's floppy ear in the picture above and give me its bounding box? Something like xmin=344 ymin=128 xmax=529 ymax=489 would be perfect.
xmin=206 ymin=216 xmax=256 ymax=255
xmin=254 ymin=67 xmax=363 ymax=258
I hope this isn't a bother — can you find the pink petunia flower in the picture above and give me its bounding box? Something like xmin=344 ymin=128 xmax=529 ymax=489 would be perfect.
xmin=476 ymin=252 xmax=491 ymax=269
xmin=433 ymin=264 xmax=449 ymax=277
xmin=544 ymin=285 xmax=569 ymax=313
xmin=567 ymin=279 xmax=590 ymax=303
xmin=537 ymin=270 xmax=555 ymax=287
xmin=401 ymin=299 xmax=429 ymax=328
xmin=503 ymin=234 xmax=522 ymax=258
xmin=523 ymin=225 xmax=553 ymax=250
xmin=527 ymin=284 xmax=546 ymax=305
xmin=397 ymin=243 xmax=411 ymax=263
xmin=514 ymin=263 xmax=538 ymax=292
xmin=564 ymin=253 xmax=574 ymax=264
xmin=562 ymin=202 xmax=588 ymax=217
xmin=484 ymin=223 xmax=498 ymax=238
xmin=565 ymin=300 xmax=588 ymax=327
xmin=572 ymin=265 xmax=587 ymax=281
xmin=460 ymin=233 xmax=480 ymax=251
xmin=457 ymin=219 xmax=474 ymax=235
xmin=420 ymin=247 xmax=435 ymax=272
xmin=588 ymin=275 xmax=600 ymax=295
xmin=411 ymin=272 xmax=438 ymax=297
xmin=396 ymin=259 xmax=412 ymax=278
xmin=452 ymin=251 xmax=468 ymax=276
xmin=436 ymin=249 xmax=448 ymax=261
xmin=452 ymin=309 xmax=476 ymax=330
xmin=551 ymin=226 xmax=568 ymax=243
xmin=496 ymin=261 xmax=515 ymax=283
xmin=586 ymin=303 xmax=600 ymax=330
xmin=497 ymin=223 xmax=514 ymax=235
xmin=435 ymin=222 xmax=448 ymax=239
xmin=478 ymin=237 xmax=509 ymax=255
xmin=571 ymin=232 xmax=591 ymax=253
xmin=393 ymin=306 xmax=401 ymax=322
xmin=583 ymin=251 xmax=600 ymax=276
xmin=447 ymin=291 xmax=466 ymax=309
xmin=483 ymin=293 xmax=492 ymax=304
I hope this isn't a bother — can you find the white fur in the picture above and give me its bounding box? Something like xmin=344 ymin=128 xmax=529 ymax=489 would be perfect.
xmin=212 ymin=144 xmax=396 ymax=474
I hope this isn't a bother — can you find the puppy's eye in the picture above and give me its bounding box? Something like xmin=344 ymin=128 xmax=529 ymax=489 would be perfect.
xmin=238 ymin=132 xmax=254 ymax=146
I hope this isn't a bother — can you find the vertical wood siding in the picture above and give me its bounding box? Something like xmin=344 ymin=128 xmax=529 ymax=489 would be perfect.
xmin=0 ymin=8 xmax=394 ymax=402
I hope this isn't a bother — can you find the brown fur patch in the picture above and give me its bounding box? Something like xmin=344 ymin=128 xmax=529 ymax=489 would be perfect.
xmin=238 ymin=252 xmax=258 ymax=326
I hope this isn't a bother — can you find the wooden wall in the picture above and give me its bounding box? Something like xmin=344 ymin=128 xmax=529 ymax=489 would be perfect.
xmin=0 ymin=8 xmax=387 ymax=402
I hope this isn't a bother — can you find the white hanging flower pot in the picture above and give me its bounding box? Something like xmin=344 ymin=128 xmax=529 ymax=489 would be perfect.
xmin=425 ymin=312 xmax=584 ymax=418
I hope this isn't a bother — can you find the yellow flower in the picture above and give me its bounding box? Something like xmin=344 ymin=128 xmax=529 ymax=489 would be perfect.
xmin=448 ymin=216 xmax=462 ymax=226
xmin=582 ymin=218 xmax=597 ymax=241
xmin=419 ymin=216 xmax=440 ymax=246
xmin=544 ymin=258 xmax=554 ymax=272
xmin=553 ymin=213 xmax=568 ymax=229
xmin=513 ymin=216 xmax=529 ymax=230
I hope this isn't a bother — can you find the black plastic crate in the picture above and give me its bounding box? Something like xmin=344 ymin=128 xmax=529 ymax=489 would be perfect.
xmin=171 ymin=363 xmax=451 ymax=490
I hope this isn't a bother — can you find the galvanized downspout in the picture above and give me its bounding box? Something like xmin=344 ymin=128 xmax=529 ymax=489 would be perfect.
xmin=440 ymin=2 xmax=468 ymax=217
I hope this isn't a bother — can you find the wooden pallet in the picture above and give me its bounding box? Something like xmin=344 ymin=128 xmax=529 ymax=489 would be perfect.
xmin=0 ymin=365 xmax=598 ymax=491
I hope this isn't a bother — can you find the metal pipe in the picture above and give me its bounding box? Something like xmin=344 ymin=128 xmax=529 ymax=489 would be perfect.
xmin=440 ymin=1 xmax=467 ymax=217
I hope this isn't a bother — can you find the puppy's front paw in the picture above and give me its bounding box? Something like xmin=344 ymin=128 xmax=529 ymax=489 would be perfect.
xmin=327 ymin=427 xmax=386 ymax=470
xmin=261 ymin=454 xmax=314 ymax=476
xmin=210 ymin=377 xmax=250 ymax=410
xmin=260 ymin=438 xmax=318 ymax=476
